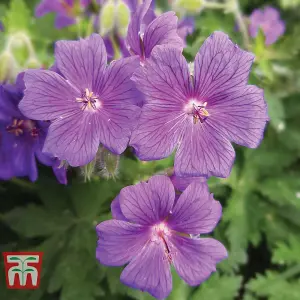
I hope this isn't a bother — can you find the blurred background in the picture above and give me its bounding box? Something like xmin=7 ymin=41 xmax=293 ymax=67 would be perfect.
xmin=1 ymin=0 xmax=300 ymax=299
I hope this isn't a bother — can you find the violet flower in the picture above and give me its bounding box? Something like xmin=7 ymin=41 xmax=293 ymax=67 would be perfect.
xmin=35 ymin=0 xmax=91 ymax=29
xmin=0 ymin=74 xmax=67 ymax=183
xmin=96 ymin=175 xmax=227 ymax=299
xmin=19 ymin=34 xmax=141 ymax=167
xmin=130 ymin=32 xmax=269 ymax=178
xmin=249 ymin=6 xmax=285 ymax=45
xmin=126 ymin=0 xmax=183 ymax=62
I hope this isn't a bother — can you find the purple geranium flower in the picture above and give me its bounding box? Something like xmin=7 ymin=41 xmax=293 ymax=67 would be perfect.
xmin=249 ymin=6 xmax=285 ymax=45
xmin=130 ymin=32 xmax=269 ymax=178
xmin=35 ymin=0 xmax=91 ymax=29
xmin=126 ymin=0 xmax=183 ymax=62
xmin=0 ymin=74 xmax=67 ymax=183
xmin=96 ymin=175 xmax=227 ymax=299
xmin=19 ymin=34 xmax=141 ymax=167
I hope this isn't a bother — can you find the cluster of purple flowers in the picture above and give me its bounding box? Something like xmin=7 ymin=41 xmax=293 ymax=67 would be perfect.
xmin=1 ymin=0 xmax=272 ymax=298
xmin=0 ymin=73 xmax=67 ymax=183
xmin=249 ymin=6 xmax=285 ymax=45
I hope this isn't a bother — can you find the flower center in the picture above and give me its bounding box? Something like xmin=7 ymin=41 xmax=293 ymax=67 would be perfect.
xmin=152 ymin=222 xmax=173 ymax=263
xmin=185 ymin=100 xmax=210 ymax=124
xmin=6 ymin=119 xmax=38 ymax=137
xmin=76 ymin=88 xmax=101 ymax=111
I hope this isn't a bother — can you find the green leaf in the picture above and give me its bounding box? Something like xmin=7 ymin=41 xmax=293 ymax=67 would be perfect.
xmin=2 ymin=203 xmax=74 ymax=238
xmin=257 ymin=175 xmax=300 ymax=209
xmin=191 ymin=273 xmax=242 ymax=300
xmin=246 ymin=270 xmax=300 ymax=300
xmin=168 ymin=271 xmax=192 ymax=300
xmin=273 ymin=235 xmax=300 ymax=265
xmin=264 ymin=91 xmax=285 ymax=131
xmin=69 ymin=180 xmax=122 ymax=218
xmin=4 ymin=0 xmax=31 ymax=33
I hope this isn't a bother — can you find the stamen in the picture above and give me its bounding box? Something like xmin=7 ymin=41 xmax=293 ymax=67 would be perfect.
xmin=192 ymin=102 xmax=210 ymax=124
xmin=76 ymin=88 xmax=100 ymax=111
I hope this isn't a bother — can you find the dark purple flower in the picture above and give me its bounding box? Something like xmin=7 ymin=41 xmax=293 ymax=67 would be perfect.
xmin=19 ymin=34 xmax=141 ymax=167
xmin=249 ymin=6 xmax=285 ymax=45
xmin=126 ymin=0 xmax=183 ymax=62
xmin=130 ymin=32 xmax=269 ymax=178
xmin=0 ymin=74 xmax=67 ymax=183
xmin=177 ymin=17 xmax=195 ymax=46
xmin=35 ymin=0 xmax=91 ymax=29
xmin=97 ymin=175 xmax=227 ymax=299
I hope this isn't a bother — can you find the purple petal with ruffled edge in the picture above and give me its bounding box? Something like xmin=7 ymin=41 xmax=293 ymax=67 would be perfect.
xmin=193 ymin=31 xmax=255 ymax=97
xmin=169 ymin=236 xmax=227 ymax=286
xmin=120 ymin=175 xmax=175 ymax=225
xmin=20 ymin=70 xmax=80 ymax=121
xmin=96 ymin=220 xmax=149 ymax=266
xmin=55 ymin=34 xmax=107 ymax=92
xmin=120 ymin=239 xmax=172 ymax=299
xmin=111 ymin=195 xmax=128 ymax=221
xmin=168 ymin=182 xmax=222 ymax=234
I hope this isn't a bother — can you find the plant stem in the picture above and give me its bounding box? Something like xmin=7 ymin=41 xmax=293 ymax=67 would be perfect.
xmin=228 ymin=0 xmax=250 ymax=49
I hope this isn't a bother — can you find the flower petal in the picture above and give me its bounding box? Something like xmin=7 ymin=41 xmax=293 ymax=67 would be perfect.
xmin=120 ymin=175 xmax=175 ymax=225
xmin=170 ymin=173 xmax=207 ymax=192
xmin=208 ymin=85 xmax=268 ymax=148
xmin=20 ymin=69 xmax=79 ymax=121
xmin=168 ymin=181 xmax=222 ymax=234
xmin=96 ymin=220 xmax=149 ymax=266
xmin=130 ymin=107 xmax=184 ymax=160
xmin=55 ymin=34 xmax=107 ymax=91
xmin=169 ymin=236 xmax=227 ymax=286
xmin=111 ymin=195 xmax=128 ymax=221
xmin=43 ymin=112 xmax=100 ymax=167
xmin=120 ymin=239 xmax=172 ymax=299
xmin=130 ymin=46 xmax=192 ymax=160
xmin=90 ymin=56 xmax=141 ymax=154
xmin=55 ymin=14 xmax=76 ymax=29
xmin=174 ymin=121 xmax=235 ymax=178
xmin=194 ymin=32 xmax=254 ymax=98
xmin=132 ymin=45 xmax=192 ymax=104
xmin=143 ymin=11 xmax=183 ymax=58
xmin=126 ymin=0 xmax=153 ymax=56
xmin=177 ymin=17 xmax=195 ymax=45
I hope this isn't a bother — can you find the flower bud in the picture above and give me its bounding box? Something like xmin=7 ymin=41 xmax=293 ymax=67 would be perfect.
xmin=172 ymin=0 xmax=205 ymax=15
xmin=98 ymin=147 xmax=120 ymax=179
xmin=0 ymin=52 xmax=17 ymax=82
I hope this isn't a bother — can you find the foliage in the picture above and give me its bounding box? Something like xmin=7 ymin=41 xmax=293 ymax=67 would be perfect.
xmin=1 ymin=0 xmax=300 ymax=299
